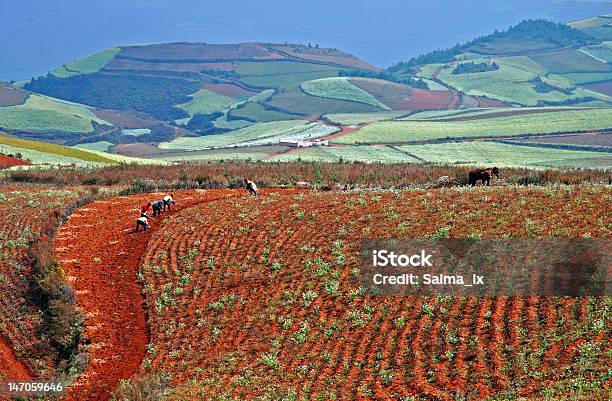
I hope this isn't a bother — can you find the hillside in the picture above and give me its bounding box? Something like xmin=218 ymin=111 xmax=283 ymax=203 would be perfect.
xmin=391 ymin=18 xmax=612 ymax=107
xmin=0 ymin=19 xmax=608 ymax=168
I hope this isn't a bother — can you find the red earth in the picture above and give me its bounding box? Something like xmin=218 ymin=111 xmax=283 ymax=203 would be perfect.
xmin=394 ymin=88 xmax=460 ymax=110
xmin=54 ymin=189 xmax=243 ymax=401
xmin=203 ymin=83 xmax=257 ymax=98
xmin=134 ymin=187 xmax=609 ymax=400
xmin=0 ymin=154 xmax=30 ymax=169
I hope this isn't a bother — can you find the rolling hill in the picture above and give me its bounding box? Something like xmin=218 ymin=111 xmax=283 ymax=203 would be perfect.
xmin=0 ymin=17 xmax=609 ymax=168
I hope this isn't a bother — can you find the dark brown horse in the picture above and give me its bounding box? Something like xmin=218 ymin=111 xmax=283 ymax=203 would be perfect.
xmin=468 ymin=167 xmax=499 ymax=186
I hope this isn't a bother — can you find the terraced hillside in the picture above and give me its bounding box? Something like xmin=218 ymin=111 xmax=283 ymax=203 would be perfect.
xmin=393 ymin=18 xmax=612 ymax=107
xmin=6 ymin=17 xmax=611 ymax=167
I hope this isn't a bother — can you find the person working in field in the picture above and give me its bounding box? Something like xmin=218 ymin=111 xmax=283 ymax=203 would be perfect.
xmin=152 ymin=200 xmax=164 ymax=217
xmin=135 ymin=213 xmax=150 ymax=232
xmin=244 ymin=179 xmax=258 ymax=196
xmin=140 ymin=202 xmax=152 ymax=217
xmin=163 ymin=194 xmax=176 ymax=211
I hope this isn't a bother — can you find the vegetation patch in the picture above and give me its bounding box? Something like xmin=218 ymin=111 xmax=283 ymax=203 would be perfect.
xmin=301 ymin=77 xmax=390 ymax=110
xmin=51 ymin=48 xmax=121 ymax=78
xmin=0 ymin=94 xmax=110 ymax=134
xmin=397 ymin=140 xmax=612 ymax=168
xmin=333 ymin=108 xmax=612 ymax=144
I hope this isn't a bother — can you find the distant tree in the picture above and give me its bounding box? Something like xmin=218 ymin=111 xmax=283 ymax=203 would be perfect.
xmin=451 ymin=61 xmax=499 ymax=75
xmin=339 ymin=69 xmax=428 ymax=89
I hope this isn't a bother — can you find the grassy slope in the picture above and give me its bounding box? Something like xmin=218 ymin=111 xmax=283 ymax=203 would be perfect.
xmin=398 ymin=141 xmax=611 ymax=168
xmin=333 ymin=108 xmax=612 ymax=143
xmin=264 ymin=84 xmax=382 ymax=115
xmin=234 ymin=61 xmax=340 ymax=88
xmin=301 ymin=78 xmax=391 ymax=110
xmin=0 ymin=132 xmax=118 ymax=165
xmin=436 ymin=58 xmax=610 ymax=106
xmin=0 ymin=94 xmax=111 ymax=134
xmin=51 ymin=48 xmax=122 ymax=78
xmin=228 ymin=102 xmax=298 ymax=123
xmin=73 ymin=141 xmax=114 ymax=152
xmin=177 ymin=89 xmax=236 ymax=116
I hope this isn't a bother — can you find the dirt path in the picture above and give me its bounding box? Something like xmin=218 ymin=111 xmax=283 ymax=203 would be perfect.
xmin=55 ymin=189 xmax=241 ymax=401
xmin=0 ymin=337 xmax=31 ymax=380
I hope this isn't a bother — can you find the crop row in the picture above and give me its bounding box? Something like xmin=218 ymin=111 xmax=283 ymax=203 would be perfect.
xmin=138 ymin=187 xmax=611 ymax=400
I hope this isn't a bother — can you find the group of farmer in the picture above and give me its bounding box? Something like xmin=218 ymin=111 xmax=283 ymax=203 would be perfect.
xmin=135 ymin=194 xmax=175 ymax=232
xmin=134 ymin=179 xmax=259 ymax=233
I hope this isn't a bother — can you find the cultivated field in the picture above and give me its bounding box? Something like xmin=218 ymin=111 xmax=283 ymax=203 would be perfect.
xmin=396 ymin=141 xmax=612 ymax=168
xmin=0 ymin=94 xmax=111 ymax=135
xmin=115 ymin=186 xmax=611 ymax=400
xmin=160 ymin=121 xmax=338 ymax=150
xmin=301 ymin=78 xmax=391 ymax=110
xmin=333 ymin=108 xmax=612 ymax=144
xmin=0 ymin=188 xmax=88 ymax=380
xmin=0 ymin=132 xmax=118 ymax=166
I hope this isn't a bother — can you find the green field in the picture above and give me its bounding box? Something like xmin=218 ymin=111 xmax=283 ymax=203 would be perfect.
xmin=416 ymin=64 xmax=444 ymax=79
xmin=264 ymin=84 xmax=382 ymax=115
xmin=153 ymin=147 xmax=278 ymax=162
xmin=551 ymin=72 xmax=612 ymax=85
xmin=323 ymin=111 xmax=409 ymax=125
xmin=579 ymin=42 xmax=612 ymax=63
xmin=422 ymin=79 xmax=448 ymax=91
xmin=0 ymin=133 xmax=118 ymax=165
xmin=529 ymin=49 xmax=611 ymax=74
xmin=159 ymin=120 xmax=338 ymax=150
xmin=178 ymin=89 xmax=236 ymax=116
xmin=301 ymin=77 xmax=390 ymax=110
xmin=234 ymin=61 xmax=340 ymax=88
xmin=228 ymin=102 xmax=298 ymax=123
xmin=0 ymin=94 xmax=111 ymax=134
xmin=51 ymin=48 xmax=121 ymax=78
xmin=436 ymin=58 xmax=610 ymax=106
xmin=396 ymin=141 xmax=612 ymax=168
xmin=333 ymin=108 xmax=612 ymax=144
xmin=272 ymin=145 xmax=422 ymax=163
xmin=73 ymin=141 xmax=114 ymax=152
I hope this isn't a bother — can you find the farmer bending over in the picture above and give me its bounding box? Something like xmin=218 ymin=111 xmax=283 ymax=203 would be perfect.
xmin=140 ymin=202 xmax=152 ymax=217
xmin=152 ymin=200 xmax=164 ymax=217
xmin=245 ymin=179 xmax=258 ymax=196
xmin=163 ymin=194 xmax=176 ymax=211
xmin=135 ymin=214 xmax=150 ymax=232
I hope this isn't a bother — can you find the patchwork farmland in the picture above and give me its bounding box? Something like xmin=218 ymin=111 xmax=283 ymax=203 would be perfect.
xmin=0 ymin=11 xmax=611 ymax=401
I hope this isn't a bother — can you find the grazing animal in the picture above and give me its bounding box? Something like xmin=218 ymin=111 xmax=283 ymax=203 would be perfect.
xmin=468 ymin=167 xmax=499 ymax=186
xmin=244 ymin=179 xmax=258 ymax=196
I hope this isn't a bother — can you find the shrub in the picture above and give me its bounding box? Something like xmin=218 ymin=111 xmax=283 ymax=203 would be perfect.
xmin=110 ymin=371 xmax=170 ymax=401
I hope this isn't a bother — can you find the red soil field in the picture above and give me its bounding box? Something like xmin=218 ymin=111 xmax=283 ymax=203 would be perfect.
xmin=583 ymin=80 xmax=612 ymax=97
xmin=474 ymin=96 xmax=507 ymax=108
xmin=92 ymin=109 xmax=159 ymax=129
xmin=0 ymin=83 xmax=28 ymax=106
xmin=0 ymin=154 xmax=30 ymax=169
xmin=512 ymin=132 xmax=612 ymax=147
xmin=0 ymin=189 xmax=86 ymax=381
xmin=133 ymin=187 xmax=610 ymax=400
xmin=394 ymin=88 xmax=460 ymax=110
xmin=54 ymin=189 xmax=243 ymax=401
xmin=203 ymin=83 xmax=257 ymax=98
xmin=269 ymin=45 xmax=379 ymax=71
xmin=118 ymin=43 xmax=283 ymax=62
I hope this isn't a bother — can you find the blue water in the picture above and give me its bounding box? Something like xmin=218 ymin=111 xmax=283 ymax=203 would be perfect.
xmin=1 ymin=0 xmax=610 ymax=81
